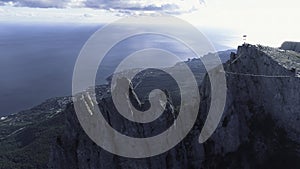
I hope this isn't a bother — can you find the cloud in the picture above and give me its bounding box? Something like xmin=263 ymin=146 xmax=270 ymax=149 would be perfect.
xmin=0 ymin=0 xmax=70 ymax=8
xmin=0 ymin=0 xmax=204 ymax=14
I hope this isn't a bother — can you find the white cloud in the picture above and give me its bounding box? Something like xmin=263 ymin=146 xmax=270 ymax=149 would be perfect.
xmin=0 ymin=6 xmax=119 ymax=24
xmin=182 ymin=0 xmax=300 ymax=47
xmin=0 ymin=0 xmax=299 ymax=47
xmin=0 ymin=0 xmax=204 ymax=14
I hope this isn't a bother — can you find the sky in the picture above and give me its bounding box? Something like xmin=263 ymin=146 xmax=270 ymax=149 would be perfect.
xmin=0 ymin=0 xmax=299 ymax=47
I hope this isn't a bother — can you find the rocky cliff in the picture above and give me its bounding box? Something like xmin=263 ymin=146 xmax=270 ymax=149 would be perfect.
xmin=48 ymin=44 xmax=300 ymax=169
xmin=280 ymin=41 xmax=300 ymax=53
xmin=48 ymin=72 xmax=205 ymax=169
xmin=201 ymin=44 xmax=300 ymax=169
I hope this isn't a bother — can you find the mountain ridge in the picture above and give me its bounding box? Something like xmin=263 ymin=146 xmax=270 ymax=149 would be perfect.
xmin=0 ymin=45 xmax=299 ymax=169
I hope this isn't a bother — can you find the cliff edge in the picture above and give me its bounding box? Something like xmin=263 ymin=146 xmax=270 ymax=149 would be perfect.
xmin=201 ymin=44 xmax=300 ymax=168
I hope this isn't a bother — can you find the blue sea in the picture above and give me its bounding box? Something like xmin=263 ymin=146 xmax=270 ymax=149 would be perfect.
xmin=0 ymin=23 xmax=235 ymax=116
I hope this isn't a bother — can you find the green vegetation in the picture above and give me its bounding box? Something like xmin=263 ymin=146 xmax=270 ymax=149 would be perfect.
xmin=0 ymin=98 xmax=68 ymax=169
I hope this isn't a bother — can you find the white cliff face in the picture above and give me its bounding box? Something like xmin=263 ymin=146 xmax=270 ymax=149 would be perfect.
xmin=201 ymin=44 xmax=300 ymax=169
xmin=226 ymin=44 xmax=300 ymax=141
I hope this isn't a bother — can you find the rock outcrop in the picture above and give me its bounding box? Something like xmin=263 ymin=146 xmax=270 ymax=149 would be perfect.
xmin=48 ymin=44 xmax=300 ymax=169
xmin=280 ymin=41 xmax=300 ymax=53
xmin=48 ymin=74 xmax=205 ymax=169
xmin=201 ymin=44 xmax=300 ymax=169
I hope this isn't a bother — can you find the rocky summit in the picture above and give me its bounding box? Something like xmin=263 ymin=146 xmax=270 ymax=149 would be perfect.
xmin=201 ymin=44 xmax=300 ymax=169
xmin=0 ymin=45 xmax=299 ymax=169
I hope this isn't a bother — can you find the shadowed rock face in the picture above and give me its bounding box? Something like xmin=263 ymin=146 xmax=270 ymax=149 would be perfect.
xmin=48 ymin=68 xmax=206 ymax=169
xmin=48 ymin=44 xmax=300 ymax=169
xmin=280 ymin=41 xmax=300 ymax=53
xmin=0 ymin=49 xmax=231 ymax=169
xmin=47 ymin=50 xmax=233 ymax=169
xmin=47 ymin=44 xmax=300 ymax=169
